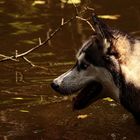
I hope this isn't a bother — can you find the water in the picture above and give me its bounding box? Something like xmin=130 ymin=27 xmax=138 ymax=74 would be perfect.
xmin=0 ymin=0 xmax=140 ymax=139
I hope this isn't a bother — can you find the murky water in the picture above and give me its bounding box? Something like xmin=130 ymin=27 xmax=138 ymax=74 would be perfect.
xmin=0 ymin=0 xmax=140 ymax=140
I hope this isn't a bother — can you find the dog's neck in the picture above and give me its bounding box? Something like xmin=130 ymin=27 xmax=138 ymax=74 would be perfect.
xmin=112 ymin=32 xmax=134 ymax=64
xmin=106 ymin=32 xmax=140 ymax=116
xmin=102 ymin=31 xmax=140 ymax=102
xmin=112 ymin=32 xmax=140 ymax=88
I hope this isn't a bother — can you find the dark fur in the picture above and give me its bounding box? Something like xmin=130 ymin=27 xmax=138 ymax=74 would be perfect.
xmin=73 ymin=81 xmax=103 ymax=109
xmin=87 ymin=38 xmax=140 ymax=122
xmin=120 ymin=76 xmax=140 ymax=122
xmin=52 ymin=14 xmax=140 ymax=122
xmin=81 ymin=32 xmax=140 ymax=122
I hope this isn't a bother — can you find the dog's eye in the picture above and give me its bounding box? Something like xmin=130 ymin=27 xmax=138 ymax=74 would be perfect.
xmin=79 ymin=62 xmax=89 ymax=70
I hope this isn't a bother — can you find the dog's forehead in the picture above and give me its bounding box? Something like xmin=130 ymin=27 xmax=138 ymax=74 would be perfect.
xmin=76 ymin=36 xmax=96 ymax=58
xmin=76 ymin=36 xmax=105 ymax=66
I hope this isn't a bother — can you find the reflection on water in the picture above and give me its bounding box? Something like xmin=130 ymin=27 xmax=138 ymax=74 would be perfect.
xmin=0 ymin=0 xmax=140 ymax=139
xmin=60 ymin=0 xmax=81 ymax=4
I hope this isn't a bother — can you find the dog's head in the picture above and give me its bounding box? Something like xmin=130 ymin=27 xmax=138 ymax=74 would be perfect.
xmin=51 ymin=14 xmax=120 ymax=109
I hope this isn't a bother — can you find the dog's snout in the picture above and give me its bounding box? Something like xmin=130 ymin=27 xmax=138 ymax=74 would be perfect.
xmin=51 ymin=82 xmax=60 ymax=92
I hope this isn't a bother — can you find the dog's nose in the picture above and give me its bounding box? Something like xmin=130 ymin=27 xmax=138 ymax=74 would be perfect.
xmin=51 ymin=82 xmax=60 ymax=92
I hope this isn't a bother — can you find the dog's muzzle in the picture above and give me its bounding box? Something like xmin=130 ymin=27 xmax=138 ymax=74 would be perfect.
xmin=51 ymin=80 xmax=103 ymax=110
xmin=51 ymin=82 xmax=60 ymax=92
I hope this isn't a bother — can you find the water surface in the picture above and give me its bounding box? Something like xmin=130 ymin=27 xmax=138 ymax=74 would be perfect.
xmin=0 ymin=0 xmax=140 ymax=140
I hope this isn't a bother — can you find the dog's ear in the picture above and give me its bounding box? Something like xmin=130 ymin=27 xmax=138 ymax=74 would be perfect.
xmin=92 ymin=13 xmax=114 ymax=54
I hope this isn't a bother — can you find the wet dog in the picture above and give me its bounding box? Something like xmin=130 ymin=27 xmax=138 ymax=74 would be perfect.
xmin=51 ymin=13 xmax=140 ymax=122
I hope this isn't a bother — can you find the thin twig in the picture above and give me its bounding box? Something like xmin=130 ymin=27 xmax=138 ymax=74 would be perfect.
xmin=38 ymin=37 xmax=42 ymax=45
xmin=76 ymin=16 xmax=95 ymax=32
xmin=61 ymin=18 xmax=64 ymax=25
xmin=0 ymin=7 xmax=94 ymax=64
xmin=0 ymin=54 xmax=18 ymax=62
xmin=84 ymin=6 xmax=95 ymax=12
xmin=15 ymin=50 xmax=18 ymax=59
xmin=0 ymin=16 xmax=75 ymax=62
xmin=22 ymin=56 xmax=35 ymax=67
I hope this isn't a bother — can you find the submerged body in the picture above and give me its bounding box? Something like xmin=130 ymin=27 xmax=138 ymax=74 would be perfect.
xmin=51 ymin=14 xmax=140 ymax=122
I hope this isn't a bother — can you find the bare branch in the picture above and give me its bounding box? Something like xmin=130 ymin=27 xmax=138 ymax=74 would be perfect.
xmin=61 ymin=18 xmax=64 ymax=25
xmin=22 ymin=57 xmax=35 ymax=67
xmin=76 ymin=16 xmax=95 ymax=32
xmin=0 ymin=15 xmax=75 ymax=62
xmin=39 ymin=37 xmax=42 ymax=45
xmin=0 ymin=54 xmax=18 ymax=62
xmin=0 ymin=6 xmax=94 ymax=66
xmin=84 ymin=6 xmax=95 ymax=12
xmin=15 ymin=50 xmax=18 ymax=59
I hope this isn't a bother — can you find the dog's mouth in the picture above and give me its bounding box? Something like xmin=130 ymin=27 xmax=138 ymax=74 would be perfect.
xmin=73 ymin=81 xmax=103 ymax=110
xmin=51 ymin=81 xmax=103 ymax=110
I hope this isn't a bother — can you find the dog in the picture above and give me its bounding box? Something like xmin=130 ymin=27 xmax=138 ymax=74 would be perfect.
xmin=51 ymin=13 xmax=140 ymax=122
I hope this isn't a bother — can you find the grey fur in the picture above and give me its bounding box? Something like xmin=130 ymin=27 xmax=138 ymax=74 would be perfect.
xmin=51 ymin=15 xmax=140 ymax=122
